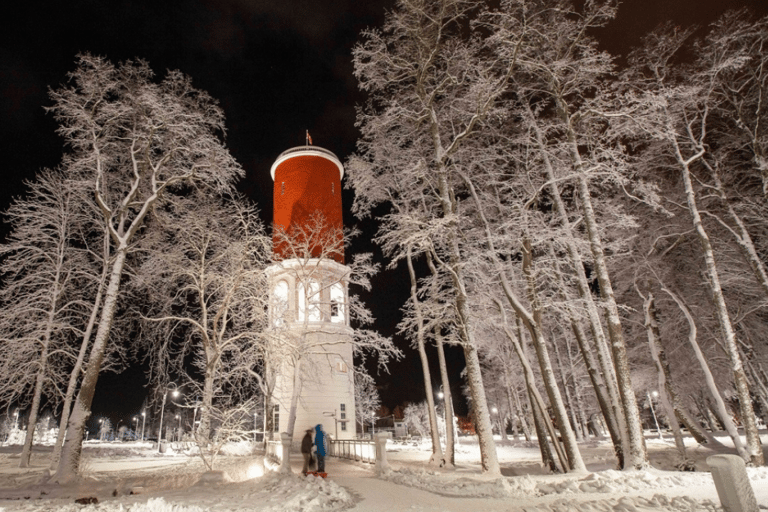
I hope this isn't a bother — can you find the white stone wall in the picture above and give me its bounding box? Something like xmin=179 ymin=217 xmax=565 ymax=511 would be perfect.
xmin=266 ymin=259 xmax=357 ymax=442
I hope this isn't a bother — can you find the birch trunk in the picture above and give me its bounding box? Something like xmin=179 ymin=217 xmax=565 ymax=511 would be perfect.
xmin=573 ymin=172 xmax=647 ymax=469
xmin=512 ymin=385 xmax=532 ymax=442
xmin=433 ymin=169 xmax=499 ymax=475
xmin=675 ymin=154 xmax=764 ymax=465
xmin=405 ymin=246 xmax=444 ymax=466
xmin=552 ymin=331 xmax=583 ymax=441
xmin=285 ymin=357 xmax=303 ymax=442
xmin=495 ymin=300 xmax=568 ymax=472
xmin=549 ymin=242 xmax=623 ymax=461
xmin=521 ymin=238 xmax=586 ymax=473
xmin=662 ymin=286 xmax=750 ymax=459
xmin=641 ymin=292 xmax=687 ymax=461
xmin=529 ymin=111 xmax=623 ymax=416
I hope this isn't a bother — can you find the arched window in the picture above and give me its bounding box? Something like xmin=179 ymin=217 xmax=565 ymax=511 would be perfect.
xmin=272 ymin=280 xmax=289 ymax=327
xmin=298 ymin=280 xmax=321 ymax=322
xmin=330 ymin=282 xmax=345 ymax=324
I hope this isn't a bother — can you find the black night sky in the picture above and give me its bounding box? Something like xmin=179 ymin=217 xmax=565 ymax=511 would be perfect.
xmin=1 ymin=0 xmax=766 ymax=426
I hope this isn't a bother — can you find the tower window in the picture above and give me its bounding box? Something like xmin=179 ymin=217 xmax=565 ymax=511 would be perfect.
xmin=330 ymin=283 xmax=345 ymax=323
xmin=336 ymin=361 xmax=348 ymax=373
xmin=273 ymin=280 xmax=289 ymax=327
xmin=331 ymin=182 xmax=335 ymax=195
xmin=272 ymin=404 xmax=280 ymax=432
xmin=298 ymin=280 xmax=321 ymax=321
xmin=281 ymin=182 xmax=285 ymax=195
xmin=340 ymin=404 xmax=347 ymax=431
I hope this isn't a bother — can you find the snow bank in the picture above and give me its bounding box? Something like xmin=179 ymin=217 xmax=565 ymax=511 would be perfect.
xmin=259 ymin=472 xmax=355 ymax=512
xmin=519 ymin=494 xmax=721 ymax=511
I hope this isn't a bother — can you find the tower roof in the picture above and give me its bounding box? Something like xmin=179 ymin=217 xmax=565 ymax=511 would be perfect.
xmin=270 ymin=145 xmax=344 ymax=181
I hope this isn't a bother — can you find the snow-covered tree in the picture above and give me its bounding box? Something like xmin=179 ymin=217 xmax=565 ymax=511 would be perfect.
xmin=47 ymin=54 xmax=244 ymax=481
xmin=354 ymin=369 xmax=381 ymax=435
xmin=0 ymin=169 xmax=101 ymax=468
xmin=620 ymin=21 xmax=765 ymax=466
xmin=350 ymin=0 xmax=513 ymax=475
xmin=135 ymin=192 xmax=271 ymax=459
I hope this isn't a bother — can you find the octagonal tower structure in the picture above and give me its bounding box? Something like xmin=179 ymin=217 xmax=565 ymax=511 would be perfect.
xmin=267 ymin=145 xmax=355 ymax=443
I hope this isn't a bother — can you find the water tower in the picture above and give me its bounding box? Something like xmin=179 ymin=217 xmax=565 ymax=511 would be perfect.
xmin=267 ymin=143 xmax=356 ymax=442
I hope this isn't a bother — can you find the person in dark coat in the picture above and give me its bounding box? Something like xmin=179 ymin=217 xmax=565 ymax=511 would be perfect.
xmin=301 ymin=429 xmax=313 ymax=475
xmin=314 ymin=424 xmax=328 ymax=473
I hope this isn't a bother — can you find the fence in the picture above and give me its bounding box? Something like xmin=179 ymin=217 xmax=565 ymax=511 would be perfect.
xmin=329 ymin=439 xmax=376 ymax=464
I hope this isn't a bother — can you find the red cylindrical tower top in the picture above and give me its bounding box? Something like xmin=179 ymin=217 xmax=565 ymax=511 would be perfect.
xmin=271 ymin=146 xmax=344 ymax=264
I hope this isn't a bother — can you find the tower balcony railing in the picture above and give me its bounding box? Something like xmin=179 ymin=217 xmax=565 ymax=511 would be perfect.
xmin=276 ymin=145 xmax=340 ymax=162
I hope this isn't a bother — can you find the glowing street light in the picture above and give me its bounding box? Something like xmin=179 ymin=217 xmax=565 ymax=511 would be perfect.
xmin=141 ymin=411 xmax=146 ymax=441
xmin=158 ymin=387 xmax=180 ymax=451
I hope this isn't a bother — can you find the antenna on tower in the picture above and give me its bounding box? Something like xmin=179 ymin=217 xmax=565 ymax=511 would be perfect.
xmin=305 ymin=130 xmax=313 ymax=146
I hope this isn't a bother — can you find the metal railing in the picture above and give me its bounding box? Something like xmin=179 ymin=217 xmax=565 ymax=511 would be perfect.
xmin=329 ymin=439 xmax=376 ymax=464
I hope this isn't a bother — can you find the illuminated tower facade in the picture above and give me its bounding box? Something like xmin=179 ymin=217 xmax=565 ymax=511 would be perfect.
xmin=267 ymin=145 xmax=356 ymax=442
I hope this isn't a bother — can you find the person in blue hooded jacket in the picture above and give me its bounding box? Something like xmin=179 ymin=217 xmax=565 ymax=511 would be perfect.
xmin=314 ymin=424 xmax=328 ymax=473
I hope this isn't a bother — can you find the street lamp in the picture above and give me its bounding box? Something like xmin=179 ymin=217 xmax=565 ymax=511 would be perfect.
xmin=647 ymin=391 xmax=663 ymax=440
xmin=491 ymin=407 xmax=500 ymax=436
xmin=13 ymin=410 xmax=19 ymax=430
xmin=158 ymin=387 xmax=180 ymax=451
xmin=133 ymin=416 xmax=139 ymax=439
xmin=176 ymin=414 xmax=181 ymax=441
xmin=141 ymin=411 xmax=146 ymax=441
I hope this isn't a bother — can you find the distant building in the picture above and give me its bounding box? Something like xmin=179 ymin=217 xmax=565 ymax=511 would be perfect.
xmin=267 ymin=144 xmax=356 ymax=441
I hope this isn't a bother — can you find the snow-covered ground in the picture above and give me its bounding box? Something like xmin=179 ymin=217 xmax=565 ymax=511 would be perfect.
xmin=0 ymin=432 xmax=765 ymax=511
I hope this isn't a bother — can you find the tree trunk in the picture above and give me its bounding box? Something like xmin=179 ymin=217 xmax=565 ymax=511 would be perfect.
xmin=673 ymin=135 xmax=764 ymax=465
xmin=495 ymin=302 xmax=568 ymax=473
xmin=510 ymin=381 xmax=532 ymax=442
xmin=575 ymin=172 xmax=647 ymax=469
xmin=405 ymin=246 xmax=445 ymax=466
xmin=435 ymin=331 xmax=455 ymax=467
xmin=434 ymin=170 xmax=499 ymax=475
xmin=552 ymin=328 xmax=583 ymax=441
xmin=51 ymin=234 xmax=110 ymax=469
xmin=53 ymin=248 xmax=128 ymax=483
xmin=641 ymin=292 xmax=687 ymax=461
xmin=521 ymin=238 xmax=586 ymax=473
xmin=529 ymin=109 xmax=626 ymax=454
xmin=662 ymin=286 xmax=750 ymax=460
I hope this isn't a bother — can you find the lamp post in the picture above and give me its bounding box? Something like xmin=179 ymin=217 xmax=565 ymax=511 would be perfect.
xmin=133 ymin=416 xmax=139 ymax=440
xmin=13 ymin=410 xmax=19 ymax=430
xmin=647 ymin=391 xmax=663 ymax=439
xmin=175 ymin=414 xmax=181 ymax=441
xmin=158 ymin=387 xmax=180 ymax=451
xmin=491 ymin=407 xmax=500 ymax=436
xmin=141 ymin=411 xmax=146 ymax=441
